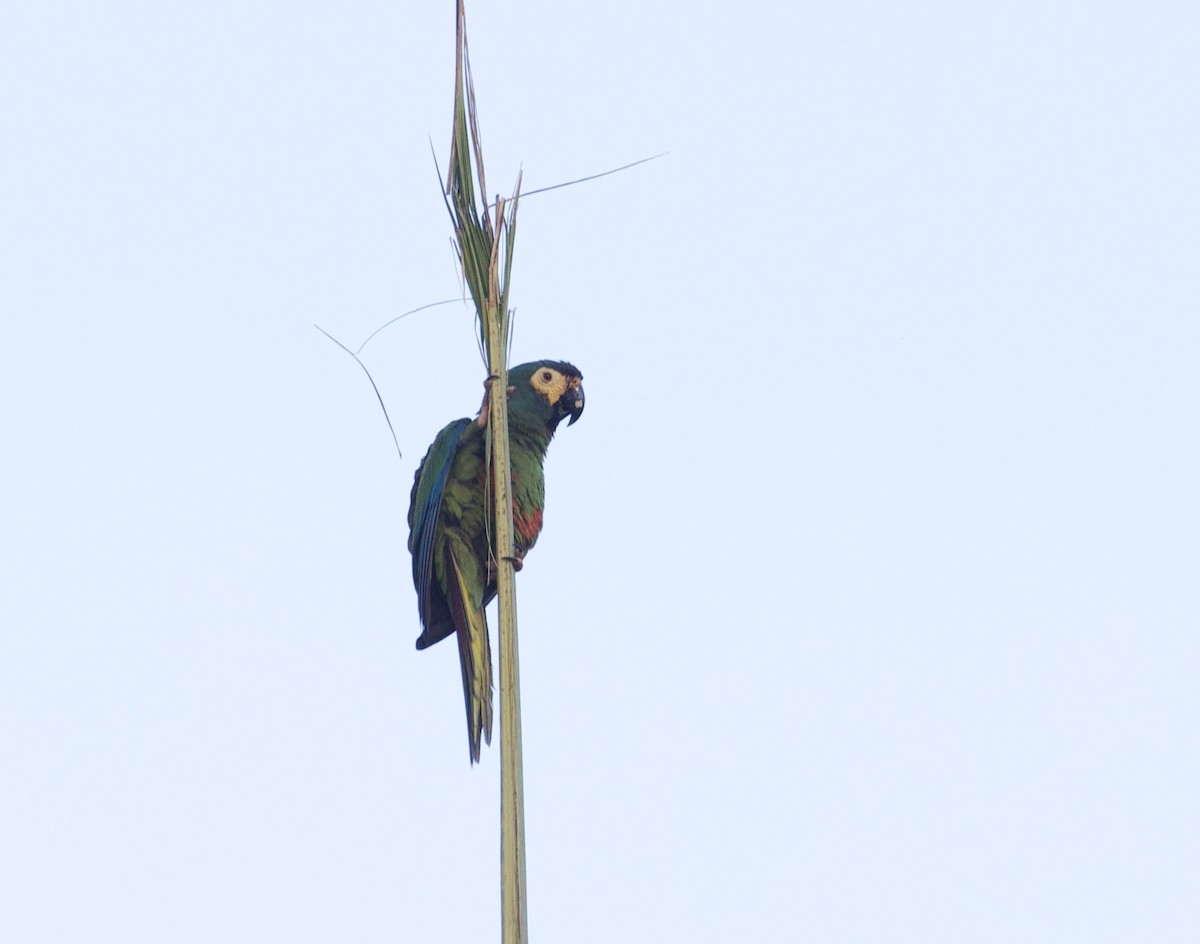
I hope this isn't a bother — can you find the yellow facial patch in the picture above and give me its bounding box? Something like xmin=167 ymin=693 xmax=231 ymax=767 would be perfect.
xmin=530 ymin=366 xmax=578 ymax=406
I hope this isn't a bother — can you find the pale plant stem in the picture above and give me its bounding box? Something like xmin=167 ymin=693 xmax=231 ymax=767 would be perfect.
xmin=485 ymin=303 xmax=528 ymax=944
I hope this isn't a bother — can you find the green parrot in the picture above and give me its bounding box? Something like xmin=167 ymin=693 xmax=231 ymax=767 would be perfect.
xmin=408 ymin=360 xmax=585 ymax=762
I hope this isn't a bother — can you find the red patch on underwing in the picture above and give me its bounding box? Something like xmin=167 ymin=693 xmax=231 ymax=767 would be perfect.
xmin=513 ymin=506 xmax=543 ymax=543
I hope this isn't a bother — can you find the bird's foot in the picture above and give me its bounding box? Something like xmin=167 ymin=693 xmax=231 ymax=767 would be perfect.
xmin=474 ymin=377 xmax=518 ymax=428
xmin=474 ymin=377 xmax=497 ymax=428
xmin=488 ymin=551 xmax=525 ymax=581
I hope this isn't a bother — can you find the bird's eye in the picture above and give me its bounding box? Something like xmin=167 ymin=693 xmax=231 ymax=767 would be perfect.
xmin=541 ymin=371 xmax=553 ymax=382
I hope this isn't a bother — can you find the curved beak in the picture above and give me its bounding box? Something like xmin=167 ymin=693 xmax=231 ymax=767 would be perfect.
xmin=562 ymin=382 xmax=585 ymax=426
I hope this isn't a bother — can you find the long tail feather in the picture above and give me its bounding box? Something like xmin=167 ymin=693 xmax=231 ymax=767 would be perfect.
xmin=447 ymin=548 xmax=493 ymax=763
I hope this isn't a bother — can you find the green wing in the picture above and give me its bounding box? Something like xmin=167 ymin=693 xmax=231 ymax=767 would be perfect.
xmin=408 ymin=418 xmax=493 ymax=761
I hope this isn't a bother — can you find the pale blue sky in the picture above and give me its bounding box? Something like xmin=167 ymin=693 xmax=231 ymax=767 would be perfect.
xmin=2 ymin=2 xmax=1198 ymax=941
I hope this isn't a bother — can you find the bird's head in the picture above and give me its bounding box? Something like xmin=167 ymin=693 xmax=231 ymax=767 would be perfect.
xmin=507 ymin=360 xmax=585 ymax=433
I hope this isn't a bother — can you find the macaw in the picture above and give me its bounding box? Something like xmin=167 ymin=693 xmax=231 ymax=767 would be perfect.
xmin=408 ymin=360 xmax=585 ymax=762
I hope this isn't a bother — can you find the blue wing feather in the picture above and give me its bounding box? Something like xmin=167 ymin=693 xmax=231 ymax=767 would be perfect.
xmin=409 ymin=418 xmax=470 ymax=649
